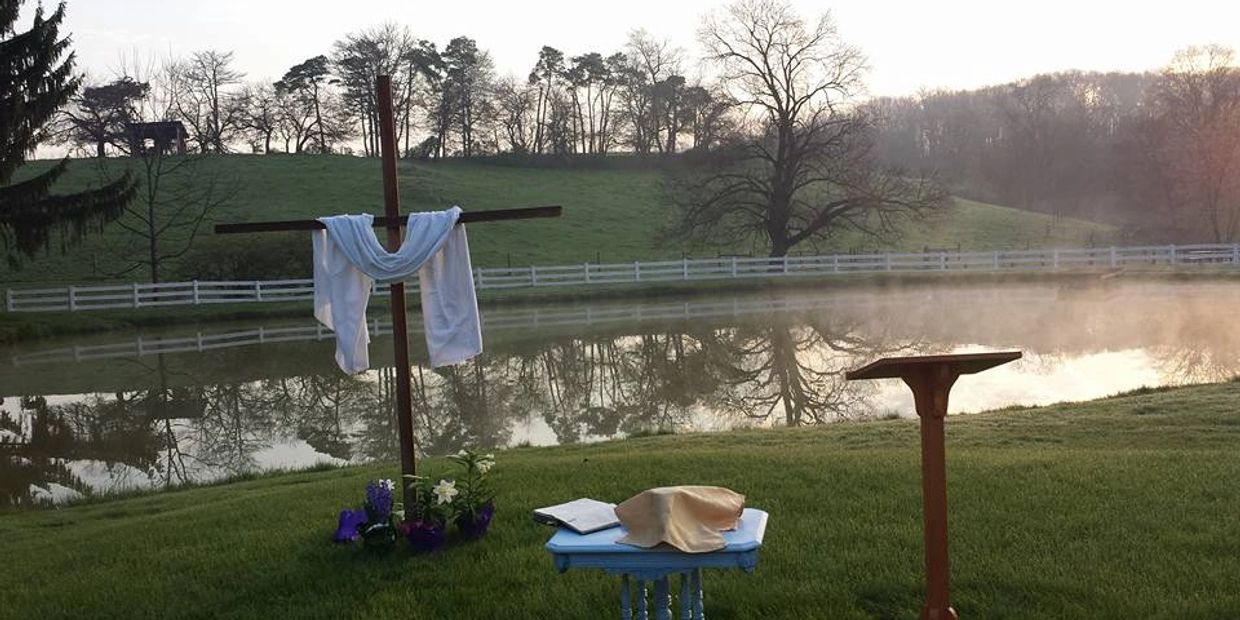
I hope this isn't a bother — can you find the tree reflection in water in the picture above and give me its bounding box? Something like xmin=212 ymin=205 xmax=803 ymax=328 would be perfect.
xmin=8 ymin=282 xmax=1240 ymax=506
xmin=706 ymin=315 xmax=925 ymax=426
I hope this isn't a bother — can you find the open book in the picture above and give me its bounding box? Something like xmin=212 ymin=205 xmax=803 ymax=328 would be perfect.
xmin=533 ymin=498 xmax=620 ymax=534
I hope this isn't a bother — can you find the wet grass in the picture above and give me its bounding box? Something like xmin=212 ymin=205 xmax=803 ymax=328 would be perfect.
xmin=2 ymin=382 xmax=1239 ymax=619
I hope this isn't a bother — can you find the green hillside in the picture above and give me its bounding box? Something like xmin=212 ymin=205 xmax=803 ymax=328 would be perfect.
xmin=3 ymin=155 xmax=1114 ymax=285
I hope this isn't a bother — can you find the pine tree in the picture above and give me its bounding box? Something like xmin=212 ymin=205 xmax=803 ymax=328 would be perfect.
xmin=0 ymin=0 xmax=135 ymax=267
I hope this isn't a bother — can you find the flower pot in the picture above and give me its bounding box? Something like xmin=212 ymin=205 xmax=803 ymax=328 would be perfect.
xmin=402 ymin=520 xmax=447 ymax=553
xmin=361 ymin=521 xmax=397 ymax=552
xmin=455 ymin=502 xmax=495 ymax=540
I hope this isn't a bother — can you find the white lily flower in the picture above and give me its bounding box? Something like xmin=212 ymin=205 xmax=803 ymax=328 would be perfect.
xmin=477 ymin=460 xmax=493 ymax=475
xmin=433 ymin=479 xmax=458 ymax=505
xmin=379 ymin=478 xmax=394 ymax=491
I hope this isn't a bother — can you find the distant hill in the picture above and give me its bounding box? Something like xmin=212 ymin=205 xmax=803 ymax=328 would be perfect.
xmin=3 ymin=154 xmax=1114 ymax=285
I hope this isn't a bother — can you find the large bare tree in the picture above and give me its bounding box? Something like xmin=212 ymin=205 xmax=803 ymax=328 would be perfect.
xmin=1147 ymin=45 xmax=1240 ymax=242
xmin=171 ymin=50 xmax=245 ymax=153
xmin=671 ymin=0 xmax=947 ymax=257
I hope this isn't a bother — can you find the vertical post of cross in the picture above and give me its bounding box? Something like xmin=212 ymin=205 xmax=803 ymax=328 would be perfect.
xmin=377 ymin=75 xmax=419 ymax=506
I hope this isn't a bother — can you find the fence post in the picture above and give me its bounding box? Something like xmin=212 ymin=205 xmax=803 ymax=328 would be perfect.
xmin=782 ymin=256 xmax=790 ymax=274
xmin=531 ymin=266 xmax=538 ymax=286
xmin=634 ymin=261 xmax=641 ymax=282
xmin=731 ymin=256 xmax=738 ymax=278
xmin=833 ymin=254 xmax=840 ymax=273
xmin=474 ymin=269 xmax=484 ymax=288
xmin=254 ymin=281 xmax=263 ymax=301
xmin=192 ymin=280 xmax=200 ymax=304
xmin=940 ymin=252 xmax=947 ymax=271
xmin=1053 ymin=249 xmax=1059 ymax=271
xmin=1109 ymin=246 xmax=1117 ymax=268
xmin=1233 ymin=243 xmax=1239 ymax=265
xmin=993 ymin=251 xmax=1000 ymax=270
xmin=584 ymin=263 xmax=591 ymax=284
xmin=1169 ymin=244 xmax=1177 ymax=265
xmin=132 ymin=282 xmax=140 ymax=308
xmin=885 ymin=254 xmax=892 ymax=272
xmin=683 ymin=258 xmax=689 ymax=280
xmin=68 ymin=285 xmax=77 ymax=311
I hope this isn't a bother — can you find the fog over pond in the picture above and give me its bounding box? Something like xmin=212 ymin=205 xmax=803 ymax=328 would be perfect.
xmin=3 ymin=279 xmax=1238 ymax=508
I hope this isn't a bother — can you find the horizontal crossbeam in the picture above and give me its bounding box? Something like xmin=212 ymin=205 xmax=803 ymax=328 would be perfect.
xmin=213 ymin=205 xmax=561 ymax=235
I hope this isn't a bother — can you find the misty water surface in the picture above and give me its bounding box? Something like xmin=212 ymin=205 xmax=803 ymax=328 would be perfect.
xmin=3 ymin=279 xmax=1238 ymax=507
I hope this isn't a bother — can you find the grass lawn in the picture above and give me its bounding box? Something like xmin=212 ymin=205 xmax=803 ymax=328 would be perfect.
xmin=4 ymin=155 xmax=1113 ymax=285
xmin=2 ymin=382 xmax=1238 ymax=619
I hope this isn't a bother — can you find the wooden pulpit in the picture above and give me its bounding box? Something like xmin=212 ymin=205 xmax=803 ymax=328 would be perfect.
xmin=846 ymin=351 xmax=1022 ymax=620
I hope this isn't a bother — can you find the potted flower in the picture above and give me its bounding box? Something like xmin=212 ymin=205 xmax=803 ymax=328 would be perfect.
xmin=448 ymin=450 xmax=496 ymax=539
xmin=400 ymin=475 xmax=458 ymax=553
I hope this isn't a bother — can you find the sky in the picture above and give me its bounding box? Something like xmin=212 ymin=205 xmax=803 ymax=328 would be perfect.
xmin=25 ymin=0 xmax=1240 ymax=97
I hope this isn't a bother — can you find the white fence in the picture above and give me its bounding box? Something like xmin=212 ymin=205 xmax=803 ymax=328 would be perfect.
xmin=11 ymin=288 xmax=1060 ymax=368
xmin=6 ymin=243 xmax=1239 ymax=313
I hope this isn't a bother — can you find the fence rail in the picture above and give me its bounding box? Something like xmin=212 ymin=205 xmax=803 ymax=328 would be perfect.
xmin=6 ymin=243 xmax=1239 ymax=313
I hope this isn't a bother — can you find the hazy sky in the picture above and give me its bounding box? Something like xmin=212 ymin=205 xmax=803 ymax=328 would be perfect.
xmin=30 ymin=0 xmax=1240 ymax=97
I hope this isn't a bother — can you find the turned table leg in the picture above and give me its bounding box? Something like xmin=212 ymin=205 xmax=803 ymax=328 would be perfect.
xmin=636 ymin=579 xmax=648 ymax=620
xmin=620 ymin=574 xmax=632 ymax=620
xmin=680 ymin=572 xmax=691 ymax=619
xmin=653 ymin=577 xmax=672 ymax=620
xmin=691 ymin=569 xmax=705 ymax=620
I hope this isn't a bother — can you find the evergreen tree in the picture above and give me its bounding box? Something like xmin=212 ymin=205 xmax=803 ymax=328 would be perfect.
xmin=0 ymin=0 xmax=134 ymax=266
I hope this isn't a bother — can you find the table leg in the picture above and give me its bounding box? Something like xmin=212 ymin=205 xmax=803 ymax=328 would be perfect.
xmin=691 ymin=569 xmax=704 ymax=620
xmin=636 ymin=579 xmax=648 ymax=620
xmin=620 ymin=574 xmax=631 ymax=620
xmin=680 ymin=572 xmax=691 ymax=619
xmin=654 ymin=577 xmax=672 ymax=620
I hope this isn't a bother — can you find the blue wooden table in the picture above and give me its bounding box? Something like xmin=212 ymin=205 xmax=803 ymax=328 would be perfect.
xmin=546 ymin=508 xmax=768 ymax=620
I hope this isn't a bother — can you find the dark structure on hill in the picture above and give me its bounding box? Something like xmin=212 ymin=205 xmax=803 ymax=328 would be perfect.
xmin=127 ymin=121 xmax=188 ymax=155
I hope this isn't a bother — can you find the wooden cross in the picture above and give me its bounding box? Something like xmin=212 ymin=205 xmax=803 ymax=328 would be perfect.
xmin=846 ymin=351 xmax=1021 ymax=620
xmin=214 ymin=75 xmax=562 ymax=506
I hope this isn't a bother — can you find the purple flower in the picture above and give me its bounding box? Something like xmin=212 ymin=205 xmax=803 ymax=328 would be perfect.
xmin=333 ymin=508 xmax=367 ymax=543
xmin=365 ymin=480 xmax=393 ymax=523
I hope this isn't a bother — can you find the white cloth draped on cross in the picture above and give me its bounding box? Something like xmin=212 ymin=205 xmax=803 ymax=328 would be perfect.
xmin=312 ymin=206 xmax=482 ymax=373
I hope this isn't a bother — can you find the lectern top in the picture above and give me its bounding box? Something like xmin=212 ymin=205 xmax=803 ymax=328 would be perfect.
xmin=845 ymin=351 xmax=1022 ymax=381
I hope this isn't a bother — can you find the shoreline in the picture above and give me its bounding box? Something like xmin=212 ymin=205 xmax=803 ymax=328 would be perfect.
xmin=4 ymin=268 xmax=1238 ymax=345
xmin=5 ymin=378 xmax=1230 ymax=514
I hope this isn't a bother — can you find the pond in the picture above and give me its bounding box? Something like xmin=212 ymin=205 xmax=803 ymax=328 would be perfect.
xmin=3 ymin=279 xmax=1238 ymax=508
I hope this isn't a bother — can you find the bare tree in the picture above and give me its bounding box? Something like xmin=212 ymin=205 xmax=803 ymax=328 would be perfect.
xmin=332 ymin=24 xmax=429 ymax=157
xmin=681 ymin=83 xmax=735 ymax=151
xmin=236 ymin=82 xmax=280 ymax=153
xmin=670 ymin=0 xmax=947 ymax=257
xmin=1146 ymin=45 xmax=1240 ymax=241
xmin=170 ymin=50 xmax=245 ymax=153
xmin=494 ymin=75 xmax=536 ymax=153
xmin=623 ymin=30 xmax=684 ymax=153
xmin=102 ymin=149 xmax=233 ymax=283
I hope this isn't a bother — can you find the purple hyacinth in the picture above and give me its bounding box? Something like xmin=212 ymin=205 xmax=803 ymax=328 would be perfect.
xmin=364 ymin=479 xmax=394 ymax=522
xmin=333 ymin=509 xmax=367 ymax=543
